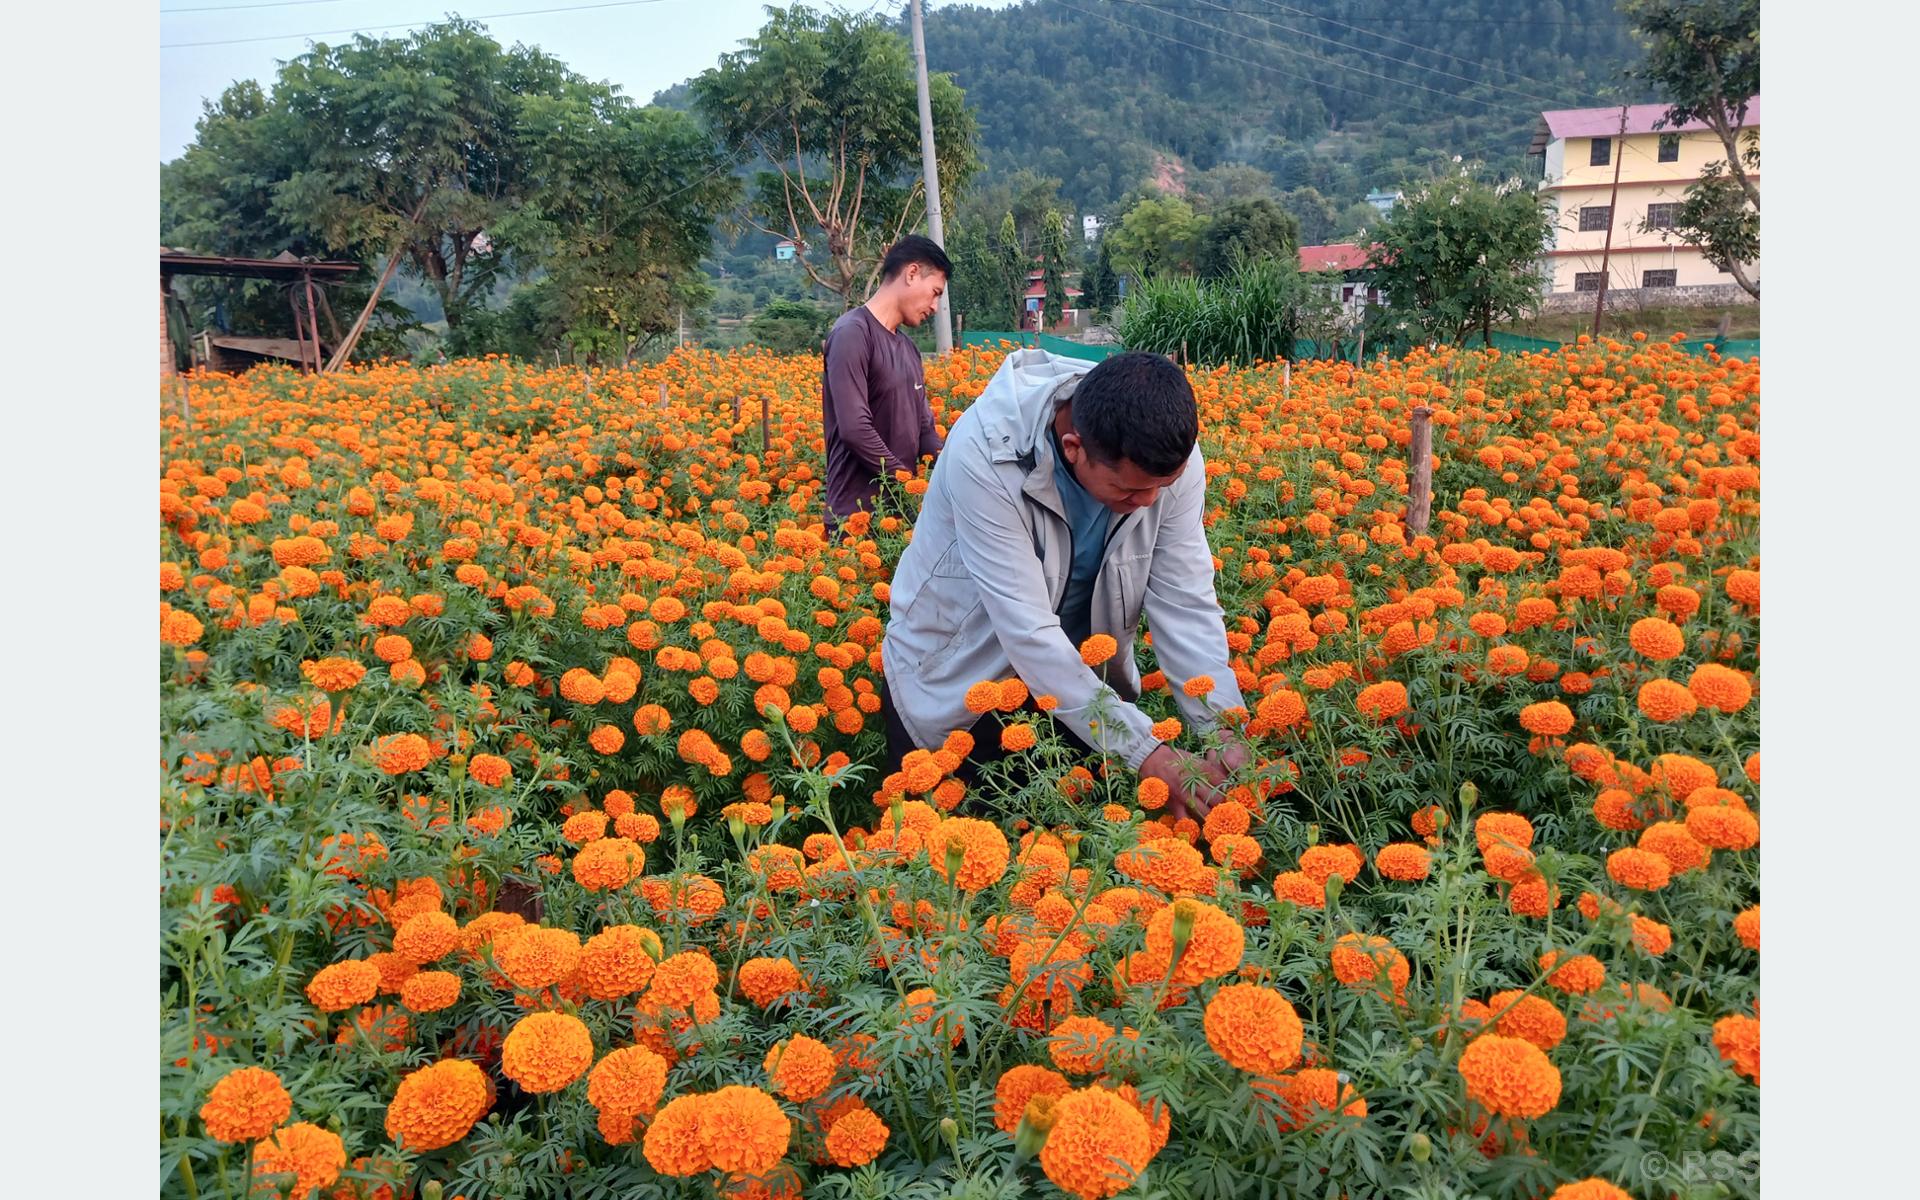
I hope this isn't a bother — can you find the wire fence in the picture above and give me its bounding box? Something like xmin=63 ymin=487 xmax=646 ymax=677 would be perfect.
xmin=959 ymin=328 xmax=1757 ymax=365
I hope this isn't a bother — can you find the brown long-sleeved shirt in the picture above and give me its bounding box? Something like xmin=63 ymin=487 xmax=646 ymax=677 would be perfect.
xmin=822 ymin=306 xmax=943 ymax=521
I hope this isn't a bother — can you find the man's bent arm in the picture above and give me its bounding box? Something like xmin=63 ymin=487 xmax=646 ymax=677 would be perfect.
xmin=947 ymin=446 xmax=1161 ymax=768
xmin=1142 ymin=453 xmax=1247 ymax=730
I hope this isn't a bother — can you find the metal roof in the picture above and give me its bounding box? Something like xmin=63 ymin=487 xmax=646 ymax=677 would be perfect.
xmin=1528 ymin=97 xmax=1759 ymax=156
xmin=161 ymin=250 xmax=361 ymax=280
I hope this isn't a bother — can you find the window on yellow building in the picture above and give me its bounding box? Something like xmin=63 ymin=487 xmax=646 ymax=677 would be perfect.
xmin=1590 ymin=137 xmax=1611 ymax=166
xmin=1647 ymin=203 xmax=1678 ymax=229
xmin=1579 ymin=205 xmax=1612 ymax=232
xmin=1642 ymin=269 xmax=1677 ymax=288
xmin=1574 ymin=272 xmax=1603 ymax=292
xmin=1658 ymin=134 xmax=1681 ymax=163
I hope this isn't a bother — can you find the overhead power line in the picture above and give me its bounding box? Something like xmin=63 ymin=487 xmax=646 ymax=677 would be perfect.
xmin=161 ymin=0 xmax=680 ymax=49
xmin=164 ymin=1 xmax=353 ymax=13
xmin=1092 ymin=0 xmax=1541 ymax=113
xmin=1260 ymin=0 xmax=1589 ymax=99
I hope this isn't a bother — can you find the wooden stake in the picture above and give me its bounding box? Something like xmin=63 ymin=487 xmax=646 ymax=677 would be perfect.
xmin=302 ymin=270 xmax=325 ymax=371
xmin=761 ymin=394 xmax=771 ymax=453
xmin=1283 ymin=359 xmax=1291 ymax=399
xmin=1409 ymin=405 xmax=1435 ymax=535
xmin=658 ymin=381 xmax=669 ymax=407
xmin=326 ymin=194 xmax=430 ymax=373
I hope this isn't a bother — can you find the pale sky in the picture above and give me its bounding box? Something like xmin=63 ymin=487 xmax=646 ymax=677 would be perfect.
xmin=160 ymin=0 xmax=1020 ymax=162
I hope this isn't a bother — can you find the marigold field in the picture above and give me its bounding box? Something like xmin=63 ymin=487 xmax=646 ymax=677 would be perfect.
xmin=160 ymin=337 xmax=1760 ymax=1200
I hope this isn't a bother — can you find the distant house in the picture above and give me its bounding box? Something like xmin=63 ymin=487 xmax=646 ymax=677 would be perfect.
xmin=774 ymin=239 xmax=798 ymax=262
xmin=1022 ymin=267 xmax=1084 ymax=332
xmin=1528 ymin=97 xmax=1760 ymax=296
xmin=1082 ymin=214 xmax=1105 ymax=243
xmin=1365 ymin=188 xmax=1403 ymax=216
xmin=1298 ymin=243 xmax=1385 ymax=311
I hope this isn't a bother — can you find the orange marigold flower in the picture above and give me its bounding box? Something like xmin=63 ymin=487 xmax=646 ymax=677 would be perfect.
xmin=764 ymin=1035 xmax=836 ymax=1103
xmin=588 ymin=1045 xmax=669 ymax=1119
xmin=1549 ymin=1180 xmax=1635 ymax=1200
xmin=371 ymin=732 xmax=432 ymax=775
xmin=1079 ymin=634 xmax=1118 ymax=667
xmin=824 ymin=1106 xmax=889 ymax=1167
xmin=578 ymin=925 xmax=659 ymax=1001
xmin=498 ymin=926 xmax=583 ymax=990
xmin=1724 ymin=569 xmax=1759 ymax=609
xmin=1518 ymin=701 xmax=1574 ymax=736
xmin=589 ymin=724 xmax=626 ymax=754
xmin=393 ymin=911 xmax=459 ymax=964
xmin=1606 ymin=847 xmax=1672 ymax=891
xmin=1627 ymin=617 xmax=1686 ymax=661
xmin=1712 ymin=1013 xmax=1760 ymax=1083
xmin=1203 ymin=983 xmax=1304 ymax=1074
xmin=1048 ymin=1014 xmax=1119 ymax=1075
xmin=1355 ymin=681 xmax=1409 ymax=722
xmin=399 ymin=970 xmax=461 ymax=1013
xmin=1457 ymin=1034 xmax=1561 ymax=1118
xmin=1271 ymin=870 xmax=1326 ymax=909
xmin=1687 ymin=662 xmax=1752 ymax=713
xmin=1486 ymin=644 xmax=1529 ymax=676
xmin=1636 ymin=678 xmax=1698 ymax=722
xmin=199 ymin=1066 xmax=291 ymax=1143
xmin=964 ymin=680 xmax=1002 ymax=713
xmin=302 ymin=656 xmax=367 ymax=692
xmin=1269 ymin=1068 xmax=1368 ymax=1131
xmin=252 ymin=1122 xmax=346 ymax=1198
xmin=928 ymin=816 xmax=1011 ymax=891
xmin=1538 ymin=951 xmax=1606 ymax=995
xmin=1375 ymin=842 xmax=1432 ymax=881
xmin=573 ymin=837 xmax=646 ymax=891
xmin=1299 ymin=843 xmax=1363 ymax=885
xmin=562 ymin=810 xmax=610 ymax=845
xmin=467 ymin=753 xmax=511 ymax=787
xmin=1487 ymin=990 xmax=1568 ymax=1050
xmin=1000 ymin=722 xmax=1038 ymax=752
xmin=993 ymin=1064 xmax=1071 ymax=1134
xmin=385 ymin=1058 xmax=491 ymax=1151
xmin=695 ymin=1085 xmax=792 ymax=1175
xmin=501 ymin=1011 xmax=594 ymax=1093
xmin=1183 ymin=675 xmax=1216 ymax=699
xmin=644 ymin=1094 xmax=713 ymax=1177
xmin=1631 ymin=914 xmax=1673 ymax=956
xmin=306 ymin=959 xmax=380 ymax=1012
xmin=1733 ymin=905 xmax=1760 ymax=951
xmin=1143 ymin=899 xmax=1245 ymax=986
xmin=1039 ymin=1087 xmax=1154 ymax=1200
xmin=737 ymin=958 xmax=808 ymax=1009
xmin=1639 ymin=820 xmax=1711 ymax=874
xmin=1330 ymin=932 xmax=1409 ymax=995
xmin=649 ymin=950 xmax=722 ymax=1010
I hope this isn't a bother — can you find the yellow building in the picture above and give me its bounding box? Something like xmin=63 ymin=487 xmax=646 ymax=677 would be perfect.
xmin=1529 ymin=97 xmax=1758 ymax=297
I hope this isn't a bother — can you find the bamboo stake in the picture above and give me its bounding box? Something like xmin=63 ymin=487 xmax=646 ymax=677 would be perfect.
xmin=761 ymin=394 xmax=771 ymax=453
xmin=326 ymin=195 xmax=429 ymax=373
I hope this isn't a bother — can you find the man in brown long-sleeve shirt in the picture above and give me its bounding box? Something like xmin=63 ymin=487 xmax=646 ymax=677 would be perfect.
xmin=822 ymin=236 xmax=952 ymax=529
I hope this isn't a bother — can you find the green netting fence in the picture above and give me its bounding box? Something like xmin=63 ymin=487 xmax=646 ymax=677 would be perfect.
xmin=959 ymin=329 xmax=1755 ymax=364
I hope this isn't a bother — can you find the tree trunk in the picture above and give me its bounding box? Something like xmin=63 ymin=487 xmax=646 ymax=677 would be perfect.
xmin=1722 ymin=256 xmax=1760 ymax=300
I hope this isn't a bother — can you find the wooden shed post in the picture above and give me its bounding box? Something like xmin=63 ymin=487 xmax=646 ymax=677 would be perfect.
xmin=1408 ymin=404 xmax=1435 ymax=535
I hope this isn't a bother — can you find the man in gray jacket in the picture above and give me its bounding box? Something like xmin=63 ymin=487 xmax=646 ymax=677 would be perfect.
xmin=881 ymin=348 xmax=1248 ymax=819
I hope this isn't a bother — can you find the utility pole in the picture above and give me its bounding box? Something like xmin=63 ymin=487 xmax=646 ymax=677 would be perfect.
xmin=1591 ymin=104 xmax=1629 ymax=339
xmin=909 ymin=0 xmax=953 ymax=354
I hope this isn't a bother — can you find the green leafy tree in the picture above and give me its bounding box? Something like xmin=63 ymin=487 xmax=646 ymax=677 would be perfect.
xmin=998 ymin=212 xmax=1029 ymax=327
xmin=945 ymin=222 xmax=1018 ymax=332
xmin=1080 ymin=237 xmax=1120 ymax=322
xmin=1281 ymin=186 xmax=1341 ymax=247
xmin=1364 ymin=170 xmax=1553 ymax=347
xmin=1107 ymin=196 xmax=1206 ymax=281
xmin=1040 ymin=209 xmax=1069 ymax=327
xmin=1195 ymin=197 xmax=1300 ymax=280
xmin=690 ymin=5 xmax=979 ymax=309
xmin=746 ymin=299 xmax=836 ymax=354
xmin=1624 ymin=0 xmax=1760 ymax=296
xmin=161 ymin=20 xmax=732 ymax=362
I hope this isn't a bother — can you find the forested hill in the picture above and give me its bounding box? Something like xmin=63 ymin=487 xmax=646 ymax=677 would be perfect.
xmin=661 ymin=0 xmax=1649 ymax=216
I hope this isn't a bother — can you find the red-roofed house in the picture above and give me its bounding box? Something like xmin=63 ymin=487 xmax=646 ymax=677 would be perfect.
xmin=1529 ymin=97 xmax=1759 ymax=296
xmin=1298 ymin=243 xmax=1385 ymax=311
xmin=1021 ymin=267 xmax=1084 ymax=332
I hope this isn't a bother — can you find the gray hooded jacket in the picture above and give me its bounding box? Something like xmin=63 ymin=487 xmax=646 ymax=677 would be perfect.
xmin=882 ymin=348 xmax=1247 ymax=769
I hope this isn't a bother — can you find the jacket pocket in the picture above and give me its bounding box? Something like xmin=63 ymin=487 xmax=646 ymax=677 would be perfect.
xmin=1111 ymin=552 xmax=1155 ymax=630
xmin=912 ymin=543 xmax=982 ymax=670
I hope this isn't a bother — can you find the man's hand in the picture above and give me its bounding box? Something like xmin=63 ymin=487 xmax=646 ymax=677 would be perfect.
xmin=1142 ymin=743 xmax=1225 ymax=825
xmin=1202 ymin=739 xmax=1251 ymax=789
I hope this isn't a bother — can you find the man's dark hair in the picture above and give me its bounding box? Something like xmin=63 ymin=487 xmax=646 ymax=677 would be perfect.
xmin=1070 ymin=351 xmax=1198 ymax=476
xmin=880 ymin=234 xmax=952 ymax=282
